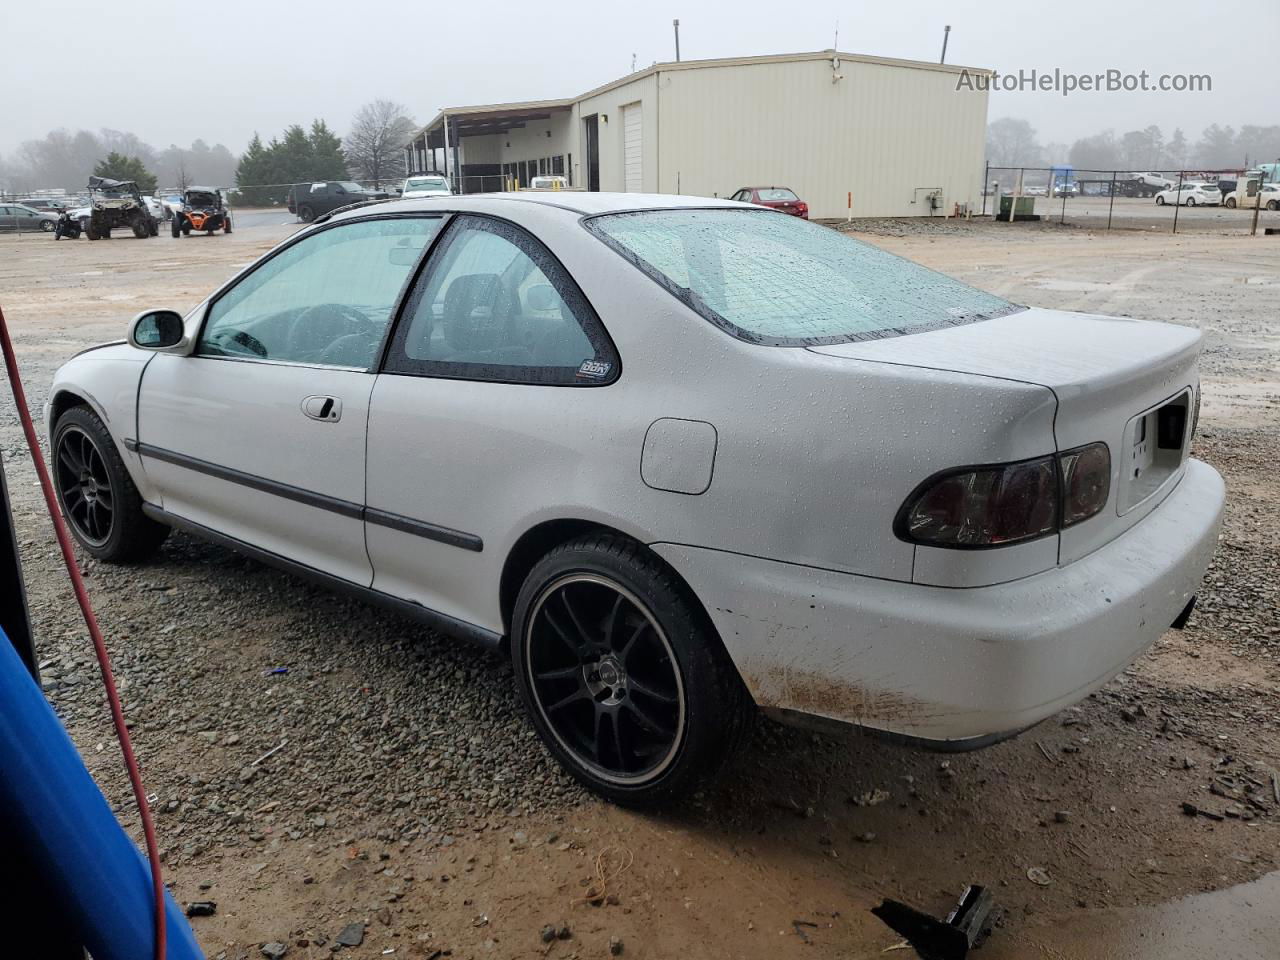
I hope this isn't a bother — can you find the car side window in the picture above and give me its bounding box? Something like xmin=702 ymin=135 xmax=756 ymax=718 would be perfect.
xmin=198 ymin=216 xmax=444 ymax=368
xmin=385 ymin=215 xmax=618 ymax=386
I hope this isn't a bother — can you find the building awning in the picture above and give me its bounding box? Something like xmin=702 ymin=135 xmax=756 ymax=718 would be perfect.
xmin=409 ymin=98 xmax=573 ymax=149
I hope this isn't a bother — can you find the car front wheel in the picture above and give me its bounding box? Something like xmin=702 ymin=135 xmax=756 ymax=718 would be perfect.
xmin=511 ymin=534 xmax=752 ymax=806
xmin=1155 ymin=196 xmax=1165 ymax=205
xmin=53 ymin=406 xmax=169 ymax=561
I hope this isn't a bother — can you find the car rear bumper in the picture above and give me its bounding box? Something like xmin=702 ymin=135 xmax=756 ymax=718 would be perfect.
xmin=653 ymin=458 xmax=1224 ymax=746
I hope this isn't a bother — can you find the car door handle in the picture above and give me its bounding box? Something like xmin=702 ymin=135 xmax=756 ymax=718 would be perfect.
xmin=301 ymin=395 xmax=342 ymax=422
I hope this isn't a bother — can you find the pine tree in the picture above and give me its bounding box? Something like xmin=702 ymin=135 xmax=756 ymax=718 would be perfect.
xmin=92 ymin=152 xmax=157 ymax=192
xmin=308 ymin=120 xmax=347 ymax=180
xmin=235 ymin=133 xmax=272 ymax=205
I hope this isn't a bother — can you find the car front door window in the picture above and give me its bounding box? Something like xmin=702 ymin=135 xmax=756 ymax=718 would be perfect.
xmin=198 ymin=216 xmax=444 ymax=368
xmin=385 ymin=215 xmax=618 ymax=385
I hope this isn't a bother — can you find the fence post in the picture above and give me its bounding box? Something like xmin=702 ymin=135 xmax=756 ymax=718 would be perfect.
xmin=1172 ymin=170 xmax=1184 ymax=235
xmin=1250 ymin=172 xmax=1264 ymax=236
xmin=981 ymin=161 xmax=989 ymax=217
xmin=1060 ymin=174 xmax=1068 ymax=224
xmin=1107 ymin=171 xmax=1116 ymax=230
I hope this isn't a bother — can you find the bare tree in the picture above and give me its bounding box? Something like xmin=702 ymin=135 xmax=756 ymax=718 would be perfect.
xmin=344 ymin=100 xmax=416 ymax=188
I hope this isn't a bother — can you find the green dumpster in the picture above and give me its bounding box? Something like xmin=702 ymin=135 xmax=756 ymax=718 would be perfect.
xmin=997 ymin=196 xmax=1037 ymax=221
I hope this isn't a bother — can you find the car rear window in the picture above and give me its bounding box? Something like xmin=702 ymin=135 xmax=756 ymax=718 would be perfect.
xmin=586 ymin=208 xmax=1023 ymax=345
xmin=756 ymin=188 xmax=798 ymax=202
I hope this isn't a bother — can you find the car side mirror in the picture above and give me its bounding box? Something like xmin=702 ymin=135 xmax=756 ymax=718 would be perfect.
xmin=128 ymin=309 xmax=186 ymax=351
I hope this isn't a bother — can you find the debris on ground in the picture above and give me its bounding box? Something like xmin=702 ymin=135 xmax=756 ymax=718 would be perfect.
xmin=335 ymin=923 xmax=365 ymax=947
xmin=185 ymin=900 xmax=217 ymax=917
xmin=871 ymin=885 xmax=995 ymax=959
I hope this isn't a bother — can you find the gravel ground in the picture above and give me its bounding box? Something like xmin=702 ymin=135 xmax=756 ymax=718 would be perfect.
xmin=1 ymin=220 xmax=1277 ymax=959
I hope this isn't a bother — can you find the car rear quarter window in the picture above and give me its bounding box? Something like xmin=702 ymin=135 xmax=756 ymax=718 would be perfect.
xmin=587 ymin=208 xmax=1022 ymax=346
xmin=384 ymin=215 xmax=618 ymax=386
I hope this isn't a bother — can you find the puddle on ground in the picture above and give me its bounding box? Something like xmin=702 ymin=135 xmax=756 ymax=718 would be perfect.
xmin=983 ymin=871 xmax=1280 ymax=960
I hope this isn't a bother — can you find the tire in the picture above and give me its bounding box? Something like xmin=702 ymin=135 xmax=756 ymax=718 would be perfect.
xmin=1186 ymin=197 xmax=1196 ymax=206
xmin=1225 ymin=198 xmax=1236 ymax=209
xmin=1155 ymin=196 xmax=1165 ymax=205
xmin=299 ymin=204 xmax=316 ymax=223
xmin=132 ymin=215 xmax=149 ymax=239
xmin=148 ymin=219 xmax=159 ymax=237
xmin=40 ymin=219 xmax=54 ymax=232
xmin=223 ymin=218 xmax=232 ymax=234
xmin=171 ymin=218 xmax=182 ymax=238
xmin=52 ymin=406 xmax=169 ymax=562
xmin=511 ymin=534 xmax=752 ymax=806
xmin=181 ymin=223 xmax=190 ymax=236
xmin=1268 ymin=200 xmax=1279 ymax=212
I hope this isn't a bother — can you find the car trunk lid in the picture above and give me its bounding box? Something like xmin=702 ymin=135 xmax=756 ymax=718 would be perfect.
xmin=808 ymin=307 xmax=1202 ymax=563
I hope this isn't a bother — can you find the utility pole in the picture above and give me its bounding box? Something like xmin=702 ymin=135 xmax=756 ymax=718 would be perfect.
xmin=673 ymin=19 xmax=681 ymax=62
xmin=940 ymin=25 xmax=951 ymax=64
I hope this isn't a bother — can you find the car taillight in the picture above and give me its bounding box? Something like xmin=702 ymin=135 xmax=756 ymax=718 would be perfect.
xmin=1058 ymin=442 xmax=1110 ymax=526
xmin=896 ymin=443 xmax=1111 ymax=548
xmin=797 ymin=202 xmax=809 ymax=215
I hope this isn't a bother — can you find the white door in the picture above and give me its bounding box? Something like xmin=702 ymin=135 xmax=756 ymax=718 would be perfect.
xmin=622 ymin=103 xmax=643 ymax=193
xmin=136 ymin=214 xmax=446 ymax=584
xmin=364 ymin=214 xmax=621 ymax=629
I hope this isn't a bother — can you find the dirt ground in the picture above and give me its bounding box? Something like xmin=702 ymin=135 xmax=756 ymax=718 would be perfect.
xmin=1 ymin=215 xmax=1277 ymax=960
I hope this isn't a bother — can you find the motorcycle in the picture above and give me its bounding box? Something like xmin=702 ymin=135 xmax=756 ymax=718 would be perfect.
xmin=53 ymin=210 xmax=83 ymax=241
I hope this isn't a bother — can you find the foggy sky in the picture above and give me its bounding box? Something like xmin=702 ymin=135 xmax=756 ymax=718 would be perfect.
xmin=1 ymin=0 xmax=1273 ymax=158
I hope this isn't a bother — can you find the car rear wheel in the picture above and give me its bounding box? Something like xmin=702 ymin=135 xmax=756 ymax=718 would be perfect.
xmin=53 ymin=406 xmax=169 ymax=562
xmin=40 ymin=219 xmax=54 ymax=232
xmin=299 ymin=204 xmax=316 ymax=223
xmin=1225 ymin=198 xmax=1237 ymax=209
xmin=1268 ymin=200 xmax=1279 ymax=211
xmin=171 ymin=218 xmax=182 ymax=238
xmin=511 ymin=534 xmax=752 ymax=806
xmin=1186 ymin=197 xmax=1197 ymax=206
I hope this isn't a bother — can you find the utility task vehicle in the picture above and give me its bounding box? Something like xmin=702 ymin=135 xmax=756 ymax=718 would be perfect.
xmin=172 ymin=187 xmax=231 ymax=237
xmin=85 ymin=176 xmax=158 ymax=240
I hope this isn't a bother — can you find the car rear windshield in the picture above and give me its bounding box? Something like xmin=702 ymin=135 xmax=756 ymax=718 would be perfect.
xmin=586 ymin=208 xmax=1023 ymax=345
xmin=407 ymin=178 xmax=447 ymax=190
xmin=756 ymin=188 xmax=798 ymax=201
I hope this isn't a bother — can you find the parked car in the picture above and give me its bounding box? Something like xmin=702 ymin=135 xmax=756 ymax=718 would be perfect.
xmin=17 ymin=196 xmax=72 ymax=212
xmin=287 ymin=181 xmax=389 ymax=222
xmin=527 ymin=176 xmax=569 ymax=191
xmin=1052 ymin=181 xmax=1079 ymax=198
xmin=1224 ymin=183 xmax=1280 ymax=210
xmin=728 ymin=186 xmax=809 ymax=218
xmin=401 ymin=175 xmax=452 ymax=198
xmin=1155 ymin=183 xmax=1222 ymax=206
xmin=46 ymin=193 xmax=1224 ymax=804
xmin=142 ymin=196 xmax=171 ymax=222
xmin=0 ymin=203 xmax=58 ymax=232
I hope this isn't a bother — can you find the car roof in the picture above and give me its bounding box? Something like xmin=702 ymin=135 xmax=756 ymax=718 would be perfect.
xmin=328 ymin=191 xmax=742 ymax=222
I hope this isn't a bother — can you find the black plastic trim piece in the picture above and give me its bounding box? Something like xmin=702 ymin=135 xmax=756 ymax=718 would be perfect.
xmin=762 ymin=706 xmax=1037 ymax=752
xmin=365 ymin=507 xmax=483 ymax=552
xmin=134 ymin=441 xmax=483 ymax=552
xmin=141 ymin=504 xmax=502 ymax=650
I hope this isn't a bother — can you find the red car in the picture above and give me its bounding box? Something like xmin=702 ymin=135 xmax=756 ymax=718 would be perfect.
xmin=728 ymin=186 xmax=809 ymax=218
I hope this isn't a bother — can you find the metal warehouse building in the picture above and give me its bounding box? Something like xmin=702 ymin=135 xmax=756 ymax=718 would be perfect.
xmin=405 ymin=50 xmax=990 ymax=220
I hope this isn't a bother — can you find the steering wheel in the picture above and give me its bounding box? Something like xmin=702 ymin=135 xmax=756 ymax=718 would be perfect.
xmin=287 ymin=303 xmax=373 ymax=361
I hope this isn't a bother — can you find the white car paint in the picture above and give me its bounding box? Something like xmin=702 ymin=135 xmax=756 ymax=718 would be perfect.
xmin=1224 ymin=183 xmax=1280 ymax=210
xmin=46 ymin=192 xmax=1224 ymax=749
xmin=1154 ymin=182 xmax=1222 ymax=206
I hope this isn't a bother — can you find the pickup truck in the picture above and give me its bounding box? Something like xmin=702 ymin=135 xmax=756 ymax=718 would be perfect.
xmin=286 ymin=181 xmax=389 ymax=222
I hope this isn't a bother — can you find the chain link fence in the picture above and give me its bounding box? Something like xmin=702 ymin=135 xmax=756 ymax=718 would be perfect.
xmin=983 ymin=165 xmax=1278 ymax=235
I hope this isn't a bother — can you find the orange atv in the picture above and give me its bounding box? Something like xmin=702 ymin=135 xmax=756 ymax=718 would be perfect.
xmin=171 ymin=187 xmax=232 ymax=237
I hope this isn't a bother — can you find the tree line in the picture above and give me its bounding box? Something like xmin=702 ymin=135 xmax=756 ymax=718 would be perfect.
xmin=987 ymin=118 xmax=1280 ymax=172
xmin=0 ymin=100 xmax=417 ymax=204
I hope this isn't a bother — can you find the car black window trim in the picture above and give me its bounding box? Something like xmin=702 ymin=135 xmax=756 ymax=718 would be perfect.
xmin=194 ymin=211 xmax=453 ymax=372
xmin=581 ymin=207 xmax=1026 ymax=348
xmin=381 ymin=213 xmax=620 ymax=387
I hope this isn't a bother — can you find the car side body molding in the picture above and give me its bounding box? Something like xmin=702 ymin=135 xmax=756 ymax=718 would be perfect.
xmin=128 ymin=440 xmax=483 ymax=552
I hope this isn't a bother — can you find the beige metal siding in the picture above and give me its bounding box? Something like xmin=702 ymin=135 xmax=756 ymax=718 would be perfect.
xmin=655 ymin=57 xmax=989 ymax=218
xmin=576 ymin=75 xmax=659 ymax=192
xmin=622 ymin=102 xmax=643 ymax=192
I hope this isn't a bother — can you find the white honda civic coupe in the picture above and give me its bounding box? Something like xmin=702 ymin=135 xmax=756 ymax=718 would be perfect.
xmin=47 ymin=193 xmax=1224 ymax=804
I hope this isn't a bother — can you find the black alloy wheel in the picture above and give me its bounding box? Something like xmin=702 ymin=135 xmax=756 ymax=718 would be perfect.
xmin=525 ymin=573 xmax=686 ymax=785
xmin=512 ymin=534 xmax=752 ymax=805
xmin=55 ymin=423 xmax=116 ymax=548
